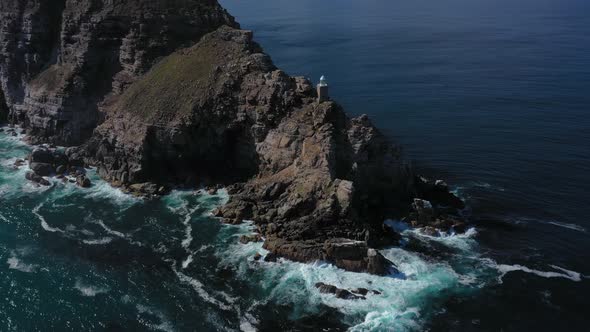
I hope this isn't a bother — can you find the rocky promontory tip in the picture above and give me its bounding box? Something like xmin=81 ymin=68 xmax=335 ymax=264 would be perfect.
xmin=0 ymin=0 xmax=467 ymax=275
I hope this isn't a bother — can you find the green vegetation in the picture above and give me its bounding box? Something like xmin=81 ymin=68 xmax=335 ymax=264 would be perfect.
xmin=116 ymin=39 xmax=222 ymax=124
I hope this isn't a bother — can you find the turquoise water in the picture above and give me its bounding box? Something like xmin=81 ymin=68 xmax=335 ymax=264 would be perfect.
xmin=1 ymin=128 xmax=513 ymax=331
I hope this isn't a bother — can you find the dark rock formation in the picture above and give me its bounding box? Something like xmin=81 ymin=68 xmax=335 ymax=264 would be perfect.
xmin=0 ymin=0 xmax=237 ymax=145
xmin=24 ymin=146 xmax=88 ymax=186
xmin=315 ymin=282 xmax=381 ymax=300
xmin=0 ymin=87 xmax=7 ymax=123
xmin=29 ymin=162 xmax=53 ymax=176
xmin=405 ymin=177 xmax=467 ymax=233
xmin=76 ymin=175 xmax=91 ymax=188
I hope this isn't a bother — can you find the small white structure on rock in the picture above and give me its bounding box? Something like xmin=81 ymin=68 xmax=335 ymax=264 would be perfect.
xmin=317 ymin=75 xmax=329 ymax=103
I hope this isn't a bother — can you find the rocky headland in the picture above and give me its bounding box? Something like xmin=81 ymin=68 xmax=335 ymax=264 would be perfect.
xmin=0 ymin=0 xmax=466 ymax=276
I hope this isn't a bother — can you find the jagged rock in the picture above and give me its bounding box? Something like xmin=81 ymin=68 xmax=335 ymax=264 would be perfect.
xmin=129 ymin=182 xmax=159 ymax=195
xmin=315 ymin=282 xmax=365 ymax=300
xmin=29 ymin=148 xmax=53 ymax=164
xmin=412 ymin=198 xmax=434 ymax=224
xmin=263 ymin=252 xmax=278 ymax=262
xmin=13 ymin=159 xmax=24 ymax=167
xmin=30 ymin=162 xmax=54 ymax=176
xmin=55 ymin=165 xmax=67 ymax=175
xmin=253 ymin=253 xmax=262 ymax=261
xmin=416 ymin=176 xmax=465 ymax=210
xmin=263 ymin=238 xmax=397 ymax=275
xmin=25 ymin=171 xmax=49 ymax=186
xmin=435 ymin=179 xmax=448 ymax=190
xmin=452 ymin=221 xmax=468 ymax=233
xmin=76 ymin=175 xmax=91 ymax=188
xmin=25 ymin=171 xmax=38 ymax=182
xmin=421 ymin=226 xmax=439 ymax=237
xmin=239 ymin=234 xmax=262 ymax=244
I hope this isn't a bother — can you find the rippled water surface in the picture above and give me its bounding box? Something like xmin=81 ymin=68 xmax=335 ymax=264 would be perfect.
xmin=2 ymin=0 xmax=590 ymax=330
xmin=223 ymin=0 xmax=590 ymax=329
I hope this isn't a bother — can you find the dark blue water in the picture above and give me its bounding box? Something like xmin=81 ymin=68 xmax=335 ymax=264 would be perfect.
xmin=1 ymin=0 xmax=589 ymax=330
xmin=220 ymin=0 xmax=590 ymax=329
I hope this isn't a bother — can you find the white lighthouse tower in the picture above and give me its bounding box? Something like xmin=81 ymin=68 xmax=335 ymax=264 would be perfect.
xmin=317 ymin=75 xmax=329 ymax=103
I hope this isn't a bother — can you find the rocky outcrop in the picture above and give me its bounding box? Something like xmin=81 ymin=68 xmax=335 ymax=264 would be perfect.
xmin=315 ymin=282 xmax=381 ymax=300
xmin=0 ymin=0 xmax=237 ymax=145
xmin=22 ymin=146 xmax=90 ymax=187
xmin=404 ymin=177 xmax=467 ymax=233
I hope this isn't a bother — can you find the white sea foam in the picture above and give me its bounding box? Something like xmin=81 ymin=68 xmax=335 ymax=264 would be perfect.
xmin=239 ymin=313 xmax=258 ymax=332
xmin=182 ymin=255 xmax=193 ymax=269
xmin=488 ymin=261 xmax=581 ymax=282
xmin=74 ymin=280 xmax=109 ymax=296
xmin=136 ymin=304 xmax=175 ymax=332
xmin=7 ymin=256 xmax=37 ymax=273
xmin=33 ymin=202 xmax=65 ymax=233
xmin=0 ymin=212 xmax=10 ymax=223
xmin=83 ymin=174 xmax=139 ymax=207
xmin=95 ymin=219 xmax=143 ymax=247
xmin=215 ymin=223 xmax=490 ymax=331
xmin=544 ymin=221 xmax=586 ymax=233
xmin=181 ymin=205 xmax=199 ymax=249
xmin=173 ymin=267 xmax=234 ymax=311
xmin=82 ymin=237 xmax=113 ymax=245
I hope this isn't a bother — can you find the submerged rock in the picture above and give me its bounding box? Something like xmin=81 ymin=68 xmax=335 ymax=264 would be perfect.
xmin=315 ymin=282 xmax=369 ymax=300
xmin=25 ymin=171 xmax=50 ymax=186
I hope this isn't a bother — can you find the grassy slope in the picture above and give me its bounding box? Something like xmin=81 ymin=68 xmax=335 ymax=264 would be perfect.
xmin=115 ymin=39 xmax=222 ymax=124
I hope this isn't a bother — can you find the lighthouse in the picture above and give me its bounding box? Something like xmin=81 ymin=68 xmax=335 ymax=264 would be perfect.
xmin=317 ymin=75 xmax=329 ymax=103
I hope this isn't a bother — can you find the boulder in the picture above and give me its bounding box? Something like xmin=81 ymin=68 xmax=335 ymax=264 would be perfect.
xmin=25 ymin=171 xmax=50 ymax=186
xmin=315 ymin=282 xmax=365 ymax=300
xmin=56 ymin=165 xmax=67 ymax=175
xmin=263 ymin=252 xmax=278 ymax=262
xmin=29 ymin=148 xmax=53 ymax=164
xmin=129 ymin=182 xmax=159 ymax=195
xmin=239 ymin=234 xmax=262 ymax=244
xmin=421 ymin=226 xmax=439 ymax=237
xmin=412 ymin=198 xmax=434 ymax=224
xmin=30 ymin=162 xmax=54 ymax=176
xmin=76 ymin=175 xmax=91 ymax=188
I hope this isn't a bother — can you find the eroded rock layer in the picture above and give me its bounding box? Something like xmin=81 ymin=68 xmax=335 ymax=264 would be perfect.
xmin=0 ymin=0 xmax=236 ymax=144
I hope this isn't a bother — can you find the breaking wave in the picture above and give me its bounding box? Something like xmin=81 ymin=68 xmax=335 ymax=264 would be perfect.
xmin=74 ymin=280 xmax=109 ymax=297
xmin=490 ymin=262 xmax=582 ymax=282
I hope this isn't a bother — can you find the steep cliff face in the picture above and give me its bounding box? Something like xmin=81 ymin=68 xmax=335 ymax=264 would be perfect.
xmin=0 ymin=0 xmax=236 ymax=145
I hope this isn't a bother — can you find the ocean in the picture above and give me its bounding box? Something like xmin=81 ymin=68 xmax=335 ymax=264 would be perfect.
xmin=1 ymin=0 xmax=589 ymax=330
